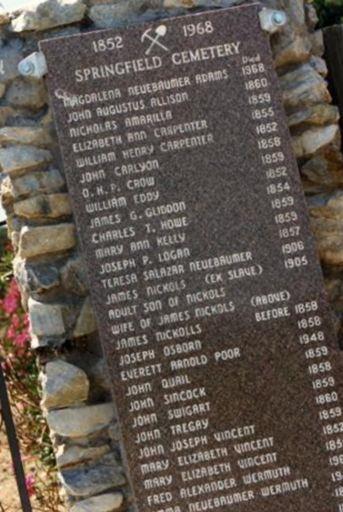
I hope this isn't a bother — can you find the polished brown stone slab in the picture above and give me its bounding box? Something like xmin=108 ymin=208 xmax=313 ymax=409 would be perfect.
xmin=41 ymin=4 xmax=343 ymax=511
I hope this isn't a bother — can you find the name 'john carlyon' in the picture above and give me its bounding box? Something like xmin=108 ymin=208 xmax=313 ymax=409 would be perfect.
xmin=74 ymin=42 xmax=241 ymax=82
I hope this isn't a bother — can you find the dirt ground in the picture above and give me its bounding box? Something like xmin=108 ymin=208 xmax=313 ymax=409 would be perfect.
xmin=0 ymin=427 xmax=21 ymax=512
xmin=0 ymin=426 xmax=66 ymax=512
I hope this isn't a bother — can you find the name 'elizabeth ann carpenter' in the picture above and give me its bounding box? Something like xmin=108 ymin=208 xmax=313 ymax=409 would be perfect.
xmin=74 ymin=41 xmax=242 ymax=82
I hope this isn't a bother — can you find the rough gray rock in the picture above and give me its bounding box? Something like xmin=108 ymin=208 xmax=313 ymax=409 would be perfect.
xmin=60 ymin=256 xmax=88 ymax=296
xmin=30 ymin=295 xmax=80 ymax=348
xmin=11 ymin=168 xmax=65 ymax=198
xmin=41 ymin=359 xmax=89 ymax=410
xmin=0 ymin=145 xmax=52 ymax=175
xmin=73 ymin=298 xmax=97 ymax=337
xmin=288 ymin=104 xmax=339 ymax=129
xmin=14 ymin=257 xmax=61 ymax=295
xmin=14 ymin=193 xmax=72 ymax=219
xmin=6 ymin=78 xmax=48 ymax=110
xmin=311 ymin=29 xmax=324 ymax=56
xmin=308 ymin=192 xmax=343 ymax=214
xmin=108 ymin=423 xmax=121 ymax=443
xmin=60 ymin=453 xmax=125 ymax=498
xmin=0 ymin=176 xmax=14 ymax=207
xmin=310 ymin=56 xmax=328 ymax=77
xmin=281 ymin=64 xmax=331 ymax=111
xmin=67 ymin=353 xmax=112 ymax=400
xmin=88 ymin=4 xmax=135 ymax=28
xmin=292 ymin=124 xmax=339 ymax=159
xmin=271 ymin=15 xmax=300 ymax=69
xmin=164 ymin=0 xmax=242 ymax=7
xmin=300 ymin=155 xmax=343 ymax=192
xmin=325 ymin=277 xmax=343 ymax=316
xmin=40 ymin=24 xmax=81 ymax=37
xmin=89 ymin=0 xmax=242 ymax=26
xmin=0 ymin=126 xmax=52 ymax=147
xmin=18 ymin=223 xmax=76 ymax=258
xmin=305 ymin=3 xmax=319 ymax=30
xmin=273 ymin=33 xmax=312 ymax=69
xmin=56 ymin=443 xmax=111 ymax=468
xmin=46 ymin=403 xmax=115 ymax=438
xmin=29 ymin=298 xmax=66 ymax=337
xmin=313 ymin=218 xmax=343 ymax=266
xmin=89 ymin=0 xmax=166 ymax=27
xmin=0 ymin=6 xmax=10 ymax=25
xmin=90 ymin=357 xmax=111 ymax=396
xmin=0 ymin=45 xmax=23 ymax=84
xmin=310 ymin=192 xmax=343 ymax=265
xmin=66 ymin=354 xmax=112 ymax=401
xmin=11 ymin=0 xmax=86 ymax=32
xmin=70 ymin=492 xmax=124 ymax=512
xmin=0 ymin=107 xmax=15 ymax=127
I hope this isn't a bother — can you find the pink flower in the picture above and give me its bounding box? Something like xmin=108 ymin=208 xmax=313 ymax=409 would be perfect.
xmin=2 ymin=295 xmax=18 ymax=315
xmin=6 ymin=325 xmax=17 ymax=340
xmin=25 ymin=474 xmax=36 ymax=497
xmin=9 ymin=279 xmax=20 ymax=295
xmin=11 ymin=314 xmax=20 ymax=329
xmin=23 ymin=314 xmax=30 ymax=327
xmin=2 ymin=280 xmax=20 ymax=315
xmin=14 ymin=332 xmax=30 ymax=348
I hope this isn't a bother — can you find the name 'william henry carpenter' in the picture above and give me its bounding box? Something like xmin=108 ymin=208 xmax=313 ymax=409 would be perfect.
xmin=74 ymin=41 xmax=241 ymax=82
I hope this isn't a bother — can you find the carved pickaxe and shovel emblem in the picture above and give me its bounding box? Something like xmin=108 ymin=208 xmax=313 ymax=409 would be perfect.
xmin=141 ymin=25 xmax=169 ymax=55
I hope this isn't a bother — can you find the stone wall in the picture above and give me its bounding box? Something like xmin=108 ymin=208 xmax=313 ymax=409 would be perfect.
xmin=0 ymin=0 xmax=343 ymax=511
